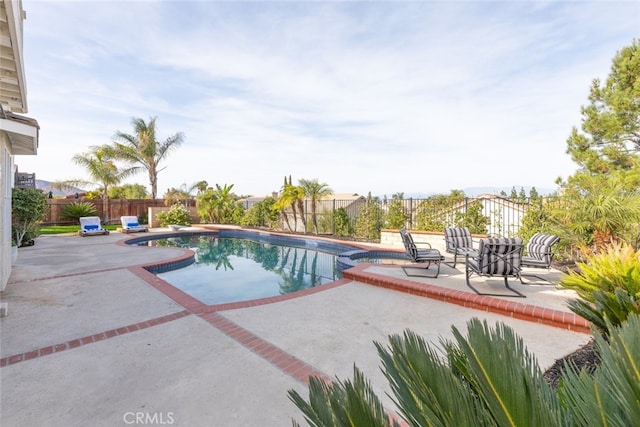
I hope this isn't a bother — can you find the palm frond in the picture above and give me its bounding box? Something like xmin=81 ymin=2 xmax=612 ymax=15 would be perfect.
xmin=451 ymin=319 xmax=563 ymax=427
xmin=376 ymin=330 xmax=490 ymax=427
xmin=559 ymin=314 xmax=640 ymax=425
xmin=288 ymin=367 xmax=400 ymax=427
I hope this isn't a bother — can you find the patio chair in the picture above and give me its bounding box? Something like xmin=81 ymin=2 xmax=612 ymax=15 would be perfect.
xmin=465 ymin=237 xmax=525 ymax=297
xmin=444 ymin=227 xmax=476 ymax=268
xmin=400 ymin=229 xmax=444 ymax=278
xmin=120 ymin=216 xmax=149 ymax=233
xmin=78 ymin=216 xmax=109 ymax=237
xmin=521 ymin=233 xmax=560 ymax=283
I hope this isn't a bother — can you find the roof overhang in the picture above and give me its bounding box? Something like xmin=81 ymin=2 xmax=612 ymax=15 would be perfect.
xmin=0 ymin=0 xmax=27 ymax=113
xmin=0 ymin=111 xmax=39 ymax=155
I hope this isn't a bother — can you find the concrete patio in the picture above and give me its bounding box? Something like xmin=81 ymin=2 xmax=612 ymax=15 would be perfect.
xmin=0 ymin=230 xmax=592 ymax=426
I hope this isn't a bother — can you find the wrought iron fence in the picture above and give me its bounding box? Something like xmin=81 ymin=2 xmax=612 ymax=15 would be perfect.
xmin=271 ymin=195 xmax=567 ymax=238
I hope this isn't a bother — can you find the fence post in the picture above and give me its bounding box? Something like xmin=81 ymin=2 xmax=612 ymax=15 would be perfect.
xmin=331 ymin=199 xmax=335 ymax=235
xmin=409 ymin=198 xmax=413 ymax=229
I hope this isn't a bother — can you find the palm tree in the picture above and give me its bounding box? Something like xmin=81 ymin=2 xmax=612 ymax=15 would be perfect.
xmin=196 ymin=183 xmax=237 ymax=224
xmin=112 ymin=116 xmax=185 ymax=199
xmin=276 ymin=176 xmax=304 ymax=232
xmin=554 ymin=172 xmax=640 ymax=252
xmin=299 ymin=178 xmax=332 ymax=235
xmin=66 ymin=145 xmax=137 ymax=223
xmin=163 ymin=186 xmax=192 ymax=207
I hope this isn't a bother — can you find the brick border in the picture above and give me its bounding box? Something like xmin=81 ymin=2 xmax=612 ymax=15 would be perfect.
xmin=199 ymin=311 xmax=332 ymax=385
xmin=0 ymin=310 xmax=191 ymax=367
xmin=342 ymin=264 xmax=591 ymax=334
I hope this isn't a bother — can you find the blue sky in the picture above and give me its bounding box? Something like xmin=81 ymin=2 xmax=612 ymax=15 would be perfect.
xmin=15 ymin=0 xmax=640 ymax=198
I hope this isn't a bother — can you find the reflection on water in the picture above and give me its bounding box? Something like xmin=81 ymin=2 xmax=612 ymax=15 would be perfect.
xmin=147 ymin=236 xmax=340 ymax=304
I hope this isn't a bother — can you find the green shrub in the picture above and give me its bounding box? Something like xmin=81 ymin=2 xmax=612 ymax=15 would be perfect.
xmin=61 ymin=201 xmax=98 ymax=221
xmin=454 ymin=200 xmax=489 ymax=234
xmin=354 ymin=193 xmax=383 ymax=240
xmin=156 ymin=203 xmax=191 ymax=227
xmin=385 ymin=198 xmax=408 ymax=230
xmin=12 ymin=188 xmax=48 ymax=247
xmin=137 ymin=211 xmax=148 ymax=225
xmin=560 ymin=242 xmax=640 ymax=301
xmin=333 ymin=207 xmax=352 ymax=237
xmin=561 ymin=242 xmax=640 ymax=339
xmin=240 ymin=198 xmax=278 ymax=228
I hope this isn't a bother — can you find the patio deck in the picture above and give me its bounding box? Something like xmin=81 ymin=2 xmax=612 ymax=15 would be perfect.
xmin=0 ymin=230 xmax=592 ymax=426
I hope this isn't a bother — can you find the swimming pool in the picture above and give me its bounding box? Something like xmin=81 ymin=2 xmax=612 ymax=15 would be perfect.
xmin=127 ymin=230 xmax=409 ymax=305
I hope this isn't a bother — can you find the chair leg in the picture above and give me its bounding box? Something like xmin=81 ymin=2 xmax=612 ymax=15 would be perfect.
xmin=503 ymin=276 xmax=526 ymax=297
xmin=443 ymin=252 xmax=459 ymax=269
xmin=402 ymin=261 xmax=441 ymax=278
xmin=519 ymin=272 xmax=557 ymax=285
xmin=465 ymin=272 xmax=525 ymax=298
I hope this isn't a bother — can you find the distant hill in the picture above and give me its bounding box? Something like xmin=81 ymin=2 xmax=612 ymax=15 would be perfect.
xmin=36 ymin=179 xmax=87 ymax=197
xmin=458 ymin=186 xmax=556 ymax=197
xmin=389 ymin=186 xmax=556 ymax=199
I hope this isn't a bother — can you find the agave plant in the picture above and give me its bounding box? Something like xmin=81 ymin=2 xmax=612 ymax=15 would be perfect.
xmin=289 ymin=315 xmax=640 ymax=426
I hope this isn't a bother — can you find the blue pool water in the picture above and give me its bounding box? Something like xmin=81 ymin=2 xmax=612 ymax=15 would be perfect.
xmin=128 ymin=230 xmax=410 ymax=305
xmin=139 ymin=234 xmax=343 ymax=305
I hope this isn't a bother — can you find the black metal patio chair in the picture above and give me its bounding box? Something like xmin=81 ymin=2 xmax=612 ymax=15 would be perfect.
xmin=399 ymin=229 xmax=444 ymax=278
xmin=465 ymin=237 xmax=525 ymax=297
xmin=520 ymin=233 xmax=560 ymax=283
xmin=444 ymin=227 xmax=477 ymax=268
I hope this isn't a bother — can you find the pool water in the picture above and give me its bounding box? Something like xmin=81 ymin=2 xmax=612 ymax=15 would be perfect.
xmin=148 ymin=235 xmax=341 ymax=305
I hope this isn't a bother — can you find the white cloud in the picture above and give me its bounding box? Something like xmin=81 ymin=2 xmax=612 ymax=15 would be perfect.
xmin=16 ymin=0 xmax=639 ymax=198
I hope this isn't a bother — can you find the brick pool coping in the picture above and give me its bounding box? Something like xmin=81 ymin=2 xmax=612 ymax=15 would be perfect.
xmin=342 ymin=264 xmax=591 ymax=334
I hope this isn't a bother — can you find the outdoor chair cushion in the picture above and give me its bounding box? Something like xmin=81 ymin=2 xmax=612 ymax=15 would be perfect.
xmin=524 ymin=233 xmax=560 ymax=265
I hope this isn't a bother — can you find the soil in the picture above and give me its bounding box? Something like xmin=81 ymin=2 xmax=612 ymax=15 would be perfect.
xmin=543 ymin=339 xmax=600 ymax=388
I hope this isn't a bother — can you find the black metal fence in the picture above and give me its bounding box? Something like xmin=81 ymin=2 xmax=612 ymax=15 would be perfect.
xmin=257 ymin=195 xmax=566 ymax=237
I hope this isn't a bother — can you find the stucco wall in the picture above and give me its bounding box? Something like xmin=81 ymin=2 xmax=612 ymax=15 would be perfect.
xmin=381 ymin=229 xmax=489 ymax=253
xmin=1 ymin=135 xmax=13 ymax=291
xmin=381 ymin=229 xmax=448 ymax=252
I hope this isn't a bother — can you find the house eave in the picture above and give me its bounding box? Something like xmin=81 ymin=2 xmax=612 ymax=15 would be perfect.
xmin=0 ymin=113 xmax=39 ymax=155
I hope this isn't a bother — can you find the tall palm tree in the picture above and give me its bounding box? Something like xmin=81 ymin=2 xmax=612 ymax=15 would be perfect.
xmin=68 ymin=145 xmax=137 ymax=223
xmin=299 ymin=178 xmax=332 ymax=235
xmin=112 ymin=116 xmax=185 ymax=199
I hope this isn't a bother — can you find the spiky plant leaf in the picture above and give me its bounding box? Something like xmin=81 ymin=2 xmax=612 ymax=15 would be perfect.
xmin=559 ymin=314 xmax=640 ymax=425
xmin=451 ymin=319 xmax=563 ymax=427
xmin=288 ymin=367 xmax=400 ymax=427
xmin=560 ymin=243 xmax=640 ymax=301
xmin=60 ymin=201 xmax=98 ymax=221
xmin=568 ymin=289 xmax=640 ymax=338
xmin=376 ymin=330 xmax=491 ymax=426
